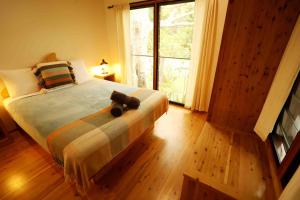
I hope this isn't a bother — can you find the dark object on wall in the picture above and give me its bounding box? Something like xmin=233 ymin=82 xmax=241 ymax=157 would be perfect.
xmin=208 ymin=0 xmax=300 ymax=133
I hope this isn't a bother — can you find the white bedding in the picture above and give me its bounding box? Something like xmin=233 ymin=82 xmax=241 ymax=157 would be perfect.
xmin=3 ymin=83 xmax=77 ymax=150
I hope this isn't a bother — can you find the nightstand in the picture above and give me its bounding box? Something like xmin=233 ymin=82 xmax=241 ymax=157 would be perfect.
xmin=94 ymin=73 xmax=115 ymax=82
xmin=0 ymin=118 xmax=10 ymax=144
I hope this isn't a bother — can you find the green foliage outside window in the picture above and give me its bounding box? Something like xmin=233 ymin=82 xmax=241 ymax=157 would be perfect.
xmin=131 ymin=2 xmax=195 ymax=103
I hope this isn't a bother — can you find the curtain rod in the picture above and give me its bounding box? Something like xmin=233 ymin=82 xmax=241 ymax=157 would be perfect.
xmin=107 ymin=5 xmax=114 ymax=9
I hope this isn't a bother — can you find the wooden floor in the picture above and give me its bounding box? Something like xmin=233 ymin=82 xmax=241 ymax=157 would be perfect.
xmin=0 ymin=105 xmax=275 ymax=200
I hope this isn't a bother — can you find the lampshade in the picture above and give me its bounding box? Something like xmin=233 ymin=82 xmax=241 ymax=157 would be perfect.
xmin=91 ymin=66 xmax=102 ymax=75
xmin=100 ymin=59 xmax=109 ymax=74
xmin=92 ymin=59 xmax=109 ymax=75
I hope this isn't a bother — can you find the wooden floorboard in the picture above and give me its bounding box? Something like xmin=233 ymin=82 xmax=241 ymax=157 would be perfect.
xmin=0 ymin=105 xmax=275 ymax=199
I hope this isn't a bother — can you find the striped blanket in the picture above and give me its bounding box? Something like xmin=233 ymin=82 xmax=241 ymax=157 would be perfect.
xmin=47 ymin=88 xmax=168 ymax=194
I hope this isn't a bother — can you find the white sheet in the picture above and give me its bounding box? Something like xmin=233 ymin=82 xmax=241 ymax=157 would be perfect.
xmin=3 ymin=83 xmax=76 ymax=150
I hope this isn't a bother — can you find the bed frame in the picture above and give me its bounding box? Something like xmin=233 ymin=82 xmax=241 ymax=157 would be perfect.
xmin=92 ymin=123 xmax=154 ymax=183
xmin=10 ymin=115 xmax=155 ymax=191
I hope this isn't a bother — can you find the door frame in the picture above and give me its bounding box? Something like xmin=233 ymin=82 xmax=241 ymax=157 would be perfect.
xmin=130 ymin=0 xmax=194 ymax=104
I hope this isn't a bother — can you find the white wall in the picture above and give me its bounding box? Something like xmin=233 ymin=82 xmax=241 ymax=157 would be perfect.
xmin=0 ymin=0 xmax=110 ymax=130
xmin=0 ymin=0 xmax=109 ymax=69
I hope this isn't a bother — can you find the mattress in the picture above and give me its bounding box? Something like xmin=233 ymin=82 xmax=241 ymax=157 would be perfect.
xmin=3 ymin=78 xmax=169 ymax=193
xmin=3 ymin=79 xmax=138 ymax=150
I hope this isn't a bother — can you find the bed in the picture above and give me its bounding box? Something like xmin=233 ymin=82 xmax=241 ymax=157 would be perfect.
xmin=3 ymin=78 xmax=168 ymax=193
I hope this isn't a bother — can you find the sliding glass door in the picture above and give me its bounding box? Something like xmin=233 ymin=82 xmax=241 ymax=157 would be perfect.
xmin=130 ymin=7 xmax=154 ymax=89
xmin=130 ymin=1 xmax=195 ymax=104
xmin=158 ymin=2 xmax=194 ymax=103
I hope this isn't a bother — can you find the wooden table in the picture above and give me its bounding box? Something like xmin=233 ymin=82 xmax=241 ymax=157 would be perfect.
xmin=94 ymin=73 xmax=115 ymax=82
xmin=0 ymin=118 xmax=10 ymax=145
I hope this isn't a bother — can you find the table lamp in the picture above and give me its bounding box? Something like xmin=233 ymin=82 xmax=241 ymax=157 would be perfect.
xmin=100 ymin=59 xmax=108 ymax=74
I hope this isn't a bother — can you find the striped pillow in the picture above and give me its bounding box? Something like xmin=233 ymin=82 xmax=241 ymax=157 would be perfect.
xmin=34 ymin=61 xmax=75 ymax=89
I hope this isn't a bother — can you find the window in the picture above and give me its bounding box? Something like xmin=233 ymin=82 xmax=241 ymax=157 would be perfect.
xmin=130 ymin=0 xmax=195 ymax=104
xmin=270 ymin=71 xmax=300 ymax=187
xmin=271 ymin=73 xmax=300 ymax=163
xmin=130 ymin=7 xmax=154 ymax=89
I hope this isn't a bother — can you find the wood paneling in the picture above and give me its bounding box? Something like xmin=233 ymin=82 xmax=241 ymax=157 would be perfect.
xmin=265 ymin=138 xmax=283 ymax=198
xmin=181 ymin=174 xmax=237 ymax=200
xmin=208 ymin=0 xmax=300 ymax=133
xmin=92 ymin=124 xmax=154 ymax=181
xmin=184 ymin=122 xmax=276 ymax=200
xmin=0 ymin=106 xmax=276 ymax=199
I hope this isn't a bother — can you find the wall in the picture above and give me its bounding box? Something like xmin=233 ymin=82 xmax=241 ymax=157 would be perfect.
xmin=255 ymin=16 xmax=300 ymax=141
xmin=0 ymin=0 xmax=110 ymax=130
xmin=207 ymin=0 xmax=300 ymax=133
xmin=0 ymin=0 xmax=109 ymax=69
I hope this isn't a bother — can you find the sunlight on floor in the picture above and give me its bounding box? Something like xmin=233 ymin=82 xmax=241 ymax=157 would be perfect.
xmin=7 ymin=175 xmax=26 ymax=192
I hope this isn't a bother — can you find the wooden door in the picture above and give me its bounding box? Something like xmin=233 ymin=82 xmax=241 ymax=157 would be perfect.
xmin=208 ymin=0 xmax=300 ymax=133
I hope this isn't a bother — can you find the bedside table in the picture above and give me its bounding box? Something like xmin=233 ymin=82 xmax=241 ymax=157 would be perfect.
xmin=0 ymin=118 xmax=10 ymax=144
xmin=94 ymin=73 xmax=115 ymax=82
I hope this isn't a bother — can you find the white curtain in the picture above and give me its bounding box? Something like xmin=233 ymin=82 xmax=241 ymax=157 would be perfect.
xmin=185 ymin=0 xmax=228 ymax=111
xmin=114 ymin=4 xmax=135 ymax=85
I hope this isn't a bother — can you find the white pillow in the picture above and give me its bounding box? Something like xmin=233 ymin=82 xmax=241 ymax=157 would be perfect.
xmin=0 ymin=68 xmax=39 ymax=98
xmin=70 ymin=59 xmax=92 ymax=84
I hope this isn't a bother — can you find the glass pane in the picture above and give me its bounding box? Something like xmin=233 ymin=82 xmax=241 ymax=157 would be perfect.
xmin=131 ymin=55 xmax=153 ymax=88
xmin=158 ymin=58 xmax=190 ymax=103
xmin=281 ymin=110 xmax=298 ymax=145
xmin=275 ymin=123 xmax=290 ymax=151
xmin=158 ymin=2 xmax=195 ymax=104
xmin=271 ymin=73 xmax=300 ymax=164
xmin=271 ymin=133 xmax=287 ymax=163
xmin=289 ymin=95 xmax=300 ymax=130
xmin=130 ymin=7 xmax=154 ymax=89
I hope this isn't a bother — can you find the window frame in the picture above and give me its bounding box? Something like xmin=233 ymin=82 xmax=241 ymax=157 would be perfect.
xmin=130 ymin=0 xmax=195 ymax=105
